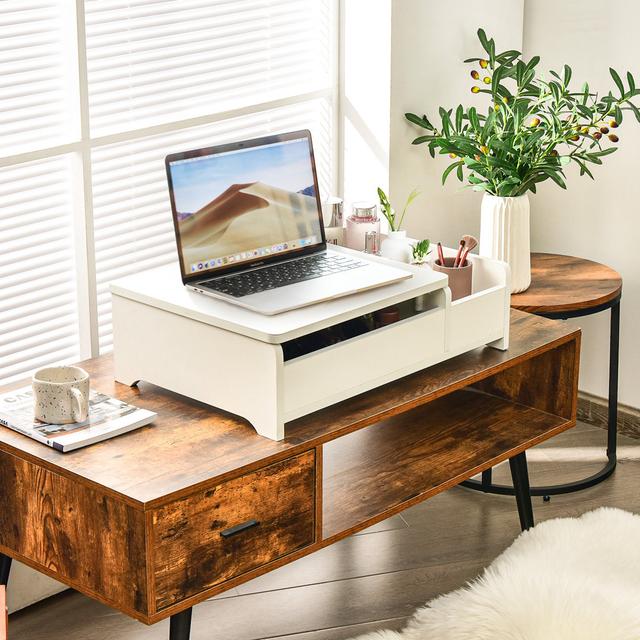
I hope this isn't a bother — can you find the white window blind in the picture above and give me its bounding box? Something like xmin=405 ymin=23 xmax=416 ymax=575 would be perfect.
xmin=0 ymin=1 xmax=77 ymax=157
xmin=0 ymin=0 xmax=337 ymax=385
xmin=0 ymin=156 xmax=81 ymax=385
xmin=84 ymin=0 xmax=333 ymax=136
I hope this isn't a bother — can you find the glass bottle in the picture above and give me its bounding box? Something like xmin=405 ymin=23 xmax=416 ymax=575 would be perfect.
xmin=345 ymin=202 xmax=380 ymax=252
xmin=323 ymin=196 xmax=344 ymax=246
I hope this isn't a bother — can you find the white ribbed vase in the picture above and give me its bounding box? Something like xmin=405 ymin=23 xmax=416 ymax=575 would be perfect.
xmin=479 ymin=194 xmax=531 ymax=293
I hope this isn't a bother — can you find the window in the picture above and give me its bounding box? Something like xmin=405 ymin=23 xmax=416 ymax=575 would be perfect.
xmin=1 ymin=0 xmax=338 ymax=385
xmin=0 ymin=156 xmax=81 ymax=383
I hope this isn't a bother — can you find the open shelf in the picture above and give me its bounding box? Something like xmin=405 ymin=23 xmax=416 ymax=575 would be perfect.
xmin=321 ymin=388 xmax=570 ymax=540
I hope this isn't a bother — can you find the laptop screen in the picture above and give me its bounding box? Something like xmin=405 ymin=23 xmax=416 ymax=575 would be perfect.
xmin=166 ymin=132 xmax=324 ymax=279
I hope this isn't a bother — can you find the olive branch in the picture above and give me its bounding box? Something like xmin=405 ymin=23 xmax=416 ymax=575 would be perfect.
xmin=405 ymin=28 xmax=640 ymax=197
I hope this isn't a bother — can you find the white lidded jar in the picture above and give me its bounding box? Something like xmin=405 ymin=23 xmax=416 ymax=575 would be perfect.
xmin=345 ymin=202 xmax=380 ymax=252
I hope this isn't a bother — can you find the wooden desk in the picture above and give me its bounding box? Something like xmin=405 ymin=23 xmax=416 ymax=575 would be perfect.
xmin=0 ymin=310 xmax=580 ymax=640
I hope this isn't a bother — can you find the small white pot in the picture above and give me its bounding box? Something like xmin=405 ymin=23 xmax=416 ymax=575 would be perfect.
xmin=479 ymin=193 xmax=531 ymax=293
xmin=380 ymin=230 xmax=411 ymax=263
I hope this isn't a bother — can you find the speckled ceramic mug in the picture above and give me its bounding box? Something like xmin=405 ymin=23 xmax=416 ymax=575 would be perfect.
xmin=32 ymin=366 xmax=90 ymax=424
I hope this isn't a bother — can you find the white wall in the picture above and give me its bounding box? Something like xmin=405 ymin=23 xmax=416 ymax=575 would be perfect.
xmin=523 ymin=0 xmax=639 ymax=407
xmin=383 ymin=0 xmax=638 ymax=408
xmin=7 ymin=563 xmax=65 ymax=613
xmin=341 ymin=0 xmax=392 ymax=206
xmin=388 ymin=0 xmax=525 ymax=247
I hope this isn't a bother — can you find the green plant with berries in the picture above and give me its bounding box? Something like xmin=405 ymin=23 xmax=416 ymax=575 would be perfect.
xmin=405 ymin=29 xmax=640 ymax=197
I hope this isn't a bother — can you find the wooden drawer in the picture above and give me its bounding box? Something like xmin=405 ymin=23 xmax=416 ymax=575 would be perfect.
xmin=152 ymin=450 xmax=315 ymax=610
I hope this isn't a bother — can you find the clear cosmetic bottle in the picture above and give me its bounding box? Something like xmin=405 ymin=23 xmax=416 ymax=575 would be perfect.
xmin=323 ymin=196 xmax=344 ymax=245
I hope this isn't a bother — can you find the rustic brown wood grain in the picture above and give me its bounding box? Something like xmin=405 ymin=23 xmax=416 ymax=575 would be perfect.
xmin=473 ymin=336 xmax=580 ymax=420
xmin=322 ymin=389 xmax=572 ymax=538
xmin=511 ymin=253 xmax=622 ymax=314
xmin=11 ymin=424 xmax=640 ymax=640
xmin=0 ymin=310 xmax=581 ymax=625
xmin=0 ymin=453 xmax=148 ymax=619
xmin=0 ymin=310 xmax=579 ymax=509
xmin=152 ymin=451 xmax=315 ymax=610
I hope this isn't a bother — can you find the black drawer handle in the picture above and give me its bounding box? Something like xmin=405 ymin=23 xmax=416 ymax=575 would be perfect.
xmin=220 ymin=519 xmax=260 ymax=538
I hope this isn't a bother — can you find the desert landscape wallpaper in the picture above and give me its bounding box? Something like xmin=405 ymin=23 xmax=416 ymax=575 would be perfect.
xmin=170 ymin=138 xmax=322 ymax=272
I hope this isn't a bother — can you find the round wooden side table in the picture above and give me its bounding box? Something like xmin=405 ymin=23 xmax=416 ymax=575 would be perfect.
xmin=463 ymin=252 xmax=622 ymax=496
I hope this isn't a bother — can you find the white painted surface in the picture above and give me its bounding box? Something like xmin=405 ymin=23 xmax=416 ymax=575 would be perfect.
xmin=112 ymin=295 xmax=285 ymax=440
xmin=523 ymin=0 xmax=639 ymax=407
xmin=442 ymin=245 xmax=511 ymax=352
xmin=283 ymin=301 xmax=447 ymax=420
xmin=388 ymin=0 xmax=525 ymax=248
xmin=450 ymin=287 xmax=508 ymax=354
xmin=110 ymin=247 xmax=448 ymax=344
xmin=111 ymin=250 xmax=508 ymax=440
xmin=340 ymin=0 xmax=392 ymax=206
xmin=7 ymin=564 xmax=65 ymax=614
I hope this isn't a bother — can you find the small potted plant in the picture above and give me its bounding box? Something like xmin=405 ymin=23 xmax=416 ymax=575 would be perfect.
xmin=377 ymin=186 xmax=420 ymax=262
xmin=411 ymin=239 xmax=431 ymax=265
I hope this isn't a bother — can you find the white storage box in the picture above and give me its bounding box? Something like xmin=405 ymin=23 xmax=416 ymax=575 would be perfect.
xmin=111 ymin=246 xmax=509 ymax=440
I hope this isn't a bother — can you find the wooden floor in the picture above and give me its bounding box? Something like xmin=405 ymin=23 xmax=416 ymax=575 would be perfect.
xmin=9 ymin=422 xmax=639 ymax=640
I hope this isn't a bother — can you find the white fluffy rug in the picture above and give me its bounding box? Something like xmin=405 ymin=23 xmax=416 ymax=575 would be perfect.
xmin=354 ymin=508 xmax=640 ymax=640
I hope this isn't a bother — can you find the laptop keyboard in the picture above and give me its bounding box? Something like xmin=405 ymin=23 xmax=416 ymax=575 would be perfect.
xmin=200 ymin=253 xmax=366 ymax=298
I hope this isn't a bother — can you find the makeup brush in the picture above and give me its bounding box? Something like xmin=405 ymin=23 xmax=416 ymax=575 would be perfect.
xmin=437 ymin=242 xmax=445 ymax=265
xmin=458 ymin=234 xmax=478 ymax=266
xmin=453 ymin=239 xmax=466 ymax=268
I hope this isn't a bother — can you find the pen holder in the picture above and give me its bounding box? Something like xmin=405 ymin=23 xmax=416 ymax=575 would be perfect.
xmin=432 ymin=257 xmax=472 ymax=301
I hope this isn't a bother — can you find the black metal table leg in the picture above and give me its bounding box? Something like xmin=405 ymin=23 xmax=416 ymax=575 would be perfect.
xmin=169 ymin=608 xmax=192 ymax=640
xmin=481 ymin=468 xmax=492 ymax=489
xmin=462 ymin=295 xmax=621 ymax=497
xmin=0 ymin=554 xmax=11 ymax=586
xmin=607 ymin=299 xmax=620 ymax=461
xmin=509 ymin=452 xmax=534 ymax=531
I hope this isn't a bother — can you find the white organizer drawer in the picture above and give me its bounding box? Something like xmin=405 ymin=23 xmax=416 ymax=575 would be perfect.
xmin=448 ymin=285 xmax=508 ymax=354
xmin=283 ymin=306 xmax=446 ymax=421
xmin=111 ymin=247 xmax=509 ymax=441
xmin=436 ymin=247 xmax=510 ymax=355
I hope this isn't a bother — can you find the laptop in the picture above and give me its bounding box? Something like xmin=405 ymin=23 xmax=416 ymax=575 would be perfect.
xmin=165 ymin=130 xmax=411 ymax=315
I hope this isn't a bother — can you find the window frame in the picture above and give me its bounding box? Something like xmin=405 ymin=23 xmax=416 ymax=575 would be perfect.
xmin=0 ymin=0 xmax=340 ymax=363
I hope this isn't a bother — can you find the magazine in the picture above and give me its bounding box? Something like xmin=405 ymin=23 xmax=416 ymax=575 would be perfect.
xmin=0 ymin=386 xmax=156 ymax=452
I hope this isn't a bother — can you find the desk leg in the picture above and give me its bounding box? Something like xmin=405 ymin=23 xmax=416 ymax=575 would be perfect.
xmin=509 ymin=452 xmax=534 ymax=531
xmin=169 ymin=608 xmax=192 ymax=640
xmin=0 ymin=555 xmax=10 ymax=586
